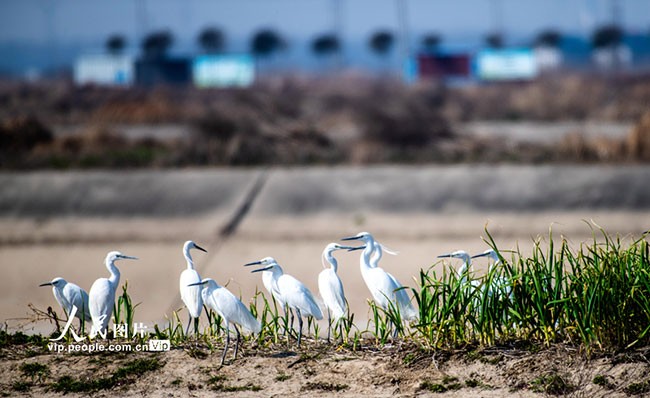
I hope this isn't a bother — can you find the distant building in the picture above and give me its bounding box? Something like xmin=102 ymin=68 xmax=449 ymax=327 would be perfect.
xmin=73 ymin=54 xmax=134 ymax=86
xmin=192 ymin=54 xmax=255 ymax=88
xmin=135 ymin=58 xmax=192 ymax=86
xmin=416 ymin=53 xmax=472 ymax=81
xmin=533 ymin=45 xmax=563 ymax=71
xmin=592 ymin=45 xmax=632 ymax=70
xmin=476 ymin=48 xmax=539 ymax=81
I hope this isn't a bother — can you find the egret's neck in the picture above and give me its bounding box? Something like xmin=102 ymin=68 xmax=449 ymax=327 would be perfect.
xmin=106 ymin=259 xmax=121 ymax=286
xmin=324 ymin=252 xmax=338 ymax=272
xmin=360 ymin=245 xmax=373 ymax=271
xmin=183 ymin=247 xmax=195 ymax=270
xmin=370 ymin=246 xmax=382 ymax=268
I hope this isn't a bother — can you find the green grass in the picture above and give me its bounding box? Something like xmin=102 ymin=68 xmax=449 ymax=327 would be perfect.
xmin=20 ymin=362 xmax=49 ymax=381
xmin=302 ymin=381 xmax=349 ymax=392
xmin=207 ymin=374 xmax=262 ymax=392
xmin=411 ymin=227 xmax=650 ymax=351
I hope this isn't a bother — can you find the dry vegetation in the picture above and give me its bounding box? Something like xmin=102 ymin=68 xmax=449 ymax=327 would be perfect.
xmin=1 ymin=74 xmax=650 ymax=168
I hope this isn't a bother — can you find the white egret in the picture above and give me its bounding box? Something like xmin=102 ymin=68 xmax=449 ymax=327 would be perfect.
xmin=39 ymin=277 xmax=91 ymax=329
xmin=179 ymin=240 xmax=207 ymax=335
xmin=318 ymin=243 xmax=358 ymax=341
xmin=437 ymin=250 xmax=478 ymax=286
xmin=471 ymin=249 xmax=512 ymax=298
xmin=342 ymin=232 xmax=418 ymax=323
xmin=188 ymin=278 xmax=261 ymax=365
xmin=438 ymin=249 xmax=484 ymax=300
xmin=89 ymin=251 xmax=137 ymax=338
xmin=247 ymin=257 xmax=323 ymax=347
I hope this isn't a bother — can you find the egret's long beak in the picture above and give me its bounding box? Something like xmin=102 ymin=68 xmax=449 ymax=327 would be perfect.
xmin=118 ymin=254 xmax=138 ymax=260
xmin=195 ymin=244 xmax=207 ymax=253
xmin=244 ymin=260 xmax=263 ymax=267
xmin=39 ymin=282 xmax=53 ymax=287
xmin=251 ymin=265 xmax=273 ymax=273
xmin=337 ymin=245 xmax=360 ymax=251
xmin=437 ymin=254 xmax=452 ymax=258
xmin=347 ymin=245 xmax=366 ymax=252
xmin=471 ymin=253 xmax=490 ymax=259
xmin=341 ymin=235 xmax=361 ymax=241
xmin=187 ymin=281 xmax=207 ymax=287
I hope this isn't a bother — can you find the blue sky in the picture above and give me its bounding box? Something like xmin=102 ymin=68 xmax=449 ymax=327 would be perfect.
xmin=1 ymin=0 xmax=649 ymax=45
xmin=0 ymin=0 xmax=649 ymax=73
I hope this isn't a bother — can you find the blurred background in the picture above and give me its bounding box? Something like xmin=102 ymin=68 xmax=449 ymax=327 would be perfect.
xmin=1 ymin=0 xmax=650 ymax=331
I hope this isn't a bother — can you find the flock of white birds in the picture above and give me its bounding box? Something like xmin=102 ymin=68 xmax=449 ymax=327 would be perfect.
xmin=39 ymin=231 xmax=500 ymax=364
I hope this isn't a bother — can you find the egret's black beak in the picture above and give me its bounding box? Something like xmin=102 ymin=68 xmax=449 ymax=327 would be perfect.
xmin=341 ymin=235 xmax=361 ymax=241
xmin=437 ymin=254 xmax=452 ymax=258
xmin=471 ymin=253 xmax=489 ymax=259
xmin=251 ymin=265 xmax=273 ymax=273
xmin=244 ymin=260 xmax=263 ymax=267
xmin=195 ymin=244 xmax=207 ymax=253
xmin=347 ymin=245 xmax=366 ymax=252
xmin=187 ymin=281 xmax=207 ymax=287
xmin=118 ymin=254 xmax=138 ymax=260
xmin=39 ymin=282 xmax=53 ymax=287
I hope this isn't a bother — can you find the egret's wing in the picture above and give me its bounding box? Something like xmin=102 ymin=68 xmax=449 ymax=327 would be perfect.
xmin=180 ymin=269 xmax=203 ymax=318
xmin=52 ymin=287 xmax=71 ymax=315
xmin=64 ymin=283 xmax=91 ymax=321
xmin=280 ymin=275 xmax=323 ymax=320
xmin=212 ymin=287 xmax=261 ymax=334
xmin=386 ymin=272 xmax=418 ymax=321
xmin=89 ymin=278 xmax=114 ymax=334
xmin=318 ymin=269 xmax=346 ymax=320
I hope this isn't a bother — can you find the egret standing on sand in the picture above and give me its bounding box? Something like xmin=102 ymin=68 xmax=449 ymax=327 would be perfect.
xmin=319 ymin=243 xmax=358 ymax=341
xmin=39 ymin=277 xmax=91 ymax=329
xmin=247 ymin=257 xmax=323 ymax=346
xmin=89 ymin=251 xmax=138 ymax=337
xmin=188 ymin=278 xmax=261 ymax=365
xmin=342 ymin=232 xmax=418 ymax=323
xmin=179 ymin=240 xmax=207 ymax=335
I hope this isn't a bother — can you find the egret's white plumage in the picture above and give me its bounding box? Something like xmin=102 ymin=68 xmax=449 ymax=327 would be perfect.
xmin=179 ymin=240 xmax=207 ymax=333
xmin=342 ymin=232 xmax=418 ymax=322
xmin=89 ymin=251 xmax=137 ymax=337
xmin=249 ymin=257 xmax=322 ymax=346
xmin=438 ymin=250 xmax=478 ymax=285
xmin=39 ymin=277 xmax=91 ymax=325
xmin=190 ymin=278 xmax=260 ymax=364
xmin=471 ymin=249 xmax=512 ymax=298
xmin=319 ymin=243 xmax=359 ymax=340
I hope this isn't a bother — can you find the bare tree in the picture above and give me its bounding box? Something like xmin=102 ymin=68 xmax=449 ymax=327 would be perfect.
xmin=368 ymin=30 xmax=395 ymax=56
xmin=141 ymin=30 xmax=174 ymax=60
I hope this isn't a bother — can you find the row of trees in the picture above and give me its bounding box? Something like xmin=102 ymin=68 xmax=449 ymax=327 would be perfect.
xmin=106 ymin=25 xmax=631 ymax=60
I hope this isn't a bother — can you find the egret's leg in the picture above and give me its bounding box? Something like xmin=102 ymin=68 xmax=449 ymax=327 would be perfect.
xmin=221 ymin=324 xmax=230 ymax=365
xmin=289 ymin=307 xmax=295 ymax=335
xmin=296 ymin=309 xmax=303 ymax=347
xmin=283 ymin=303 xmax=290 ymax=336
xmin=193 ymin=317 xmax=200 ymax=335
xmin=233 ymin=325 xmax=241 ymax=361
xmin=185 ymin=314 xmax=192 ymax=336
xmin=326 ymin=309 xmax=331 ymax=342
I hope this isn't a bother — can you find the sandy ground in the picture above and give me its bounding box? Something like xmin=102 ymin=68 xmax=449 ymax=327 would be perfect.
xmin=3 ymin=340 xmax=650 ymax=397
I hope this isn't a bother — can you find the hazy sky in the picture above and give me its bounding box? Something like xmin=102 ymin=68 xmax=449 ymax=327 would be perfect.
xmin=1 ymin=0 xmax=650 ymax=47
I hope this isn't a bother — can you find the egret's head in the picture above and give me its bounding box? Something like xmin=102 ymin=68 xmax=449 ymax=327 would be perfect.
xmin=187 ymin=278 xmax=213 ymax=287
xmin=438 ymin=250 xmax=470 ymax=260
xmin=245 ymin=257 xmax=279 ymax=273
xmin=105 ymin=251 xmax=138 ymax=263
xmin=471 ymin=249 xmax=497 ymax=259
xmin=184 ymin=240 xmax=207 ymax=254
xmin=341 ymin=231 xmax=374 ymax=243
xmin=324 ymin=242 xmax=362 ymax=254
xmin=39 ymin=277 xmax=66 ymax=288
